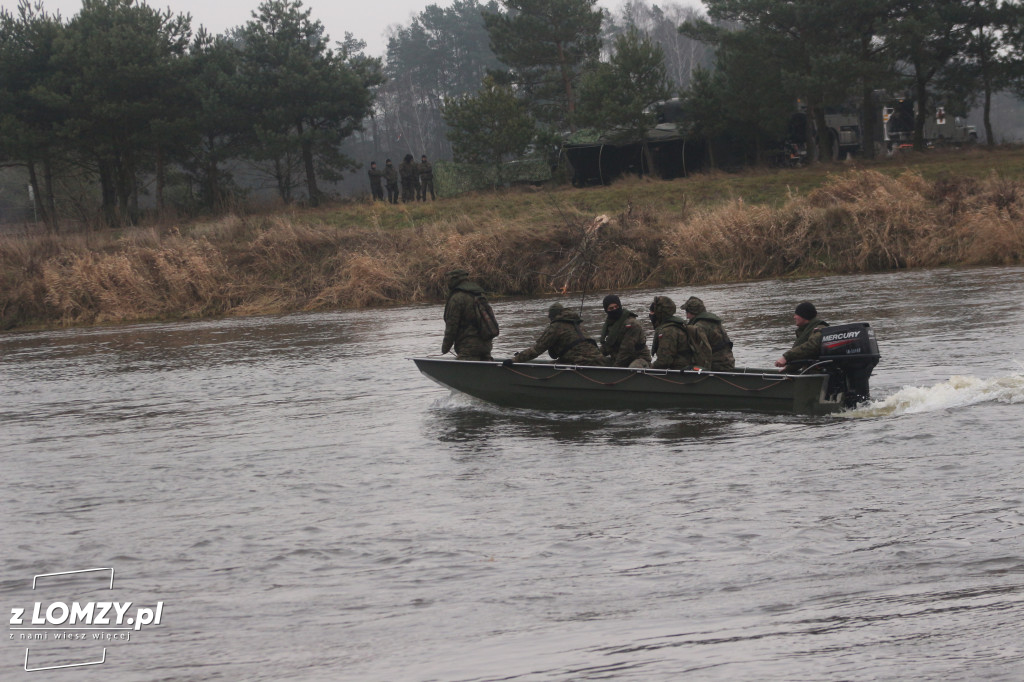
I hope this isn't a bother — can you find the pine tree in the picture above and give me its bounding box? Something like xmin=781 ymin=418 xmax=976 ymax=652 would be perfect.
xmin=483 ymin=0 xmax=603 ymax=132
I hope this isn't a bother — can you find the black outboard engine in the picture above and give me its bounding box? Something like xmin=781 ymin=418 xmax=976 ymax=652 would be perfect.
xmin=817 ymin=323 xmax=880 ymax=407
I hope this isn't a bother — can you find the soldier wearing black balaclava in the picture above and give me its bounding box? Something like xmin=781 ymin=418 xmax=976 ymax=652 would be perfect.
xmin=599 ymin=294 xmax=651 ymax=368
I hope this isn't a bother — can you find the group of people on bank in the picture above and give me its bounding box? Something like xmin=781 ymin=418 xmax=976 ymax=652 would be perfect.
xmin=442 ymin=269 xmax=829 ymax=371
xmin=368 ymin=154 xmax=435 ymax=204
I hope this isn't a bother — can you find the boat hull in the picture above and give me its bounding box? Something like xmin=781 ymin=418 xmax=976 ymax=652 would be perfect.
xmin=413 ymin=358 xmax=845 ymax=415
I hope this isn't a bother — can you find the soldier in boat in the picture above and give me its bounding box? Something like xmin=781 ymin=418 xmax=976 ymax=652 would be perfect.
xmin=599 ymin=295 xmax=651 ymax=368
xmin=683 ymin=296 xmax=735 ymax=371
xmin=442 ymin=269 xmax=494 ymax=361
xmin=775 ymin=301 xmax=828 ymax=371
xmin=649 ymin=296 xmax=711 ymax=370
xmin=508 ymin=303 xmax=605 ymax=366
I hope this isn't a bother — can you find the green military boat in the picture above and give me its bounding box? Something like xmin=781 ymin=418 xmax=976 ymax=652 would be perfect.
xmin=414 ymin=322 xmax=880 ymax=416
xmin=414 ymin=358 xmax=846 ymax=414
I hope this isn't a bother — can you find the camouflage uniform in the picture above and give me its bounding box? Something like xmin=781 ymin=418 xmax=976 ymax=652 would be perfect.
xmin=418 ymin=157 xmax=435 ymax=201
xmin=399 ymin=155 xmax=419 ymax=203
xmin=783 ymin=317 xmax=828 ymax=365
xmin=599 ymin=309 xmax=651 ymax=368
xmin=442 ymin=269 xmax=493 ymax=361
xmin=384 ymin=161 xmax=399 ymax=204
xmin=683 ymin=296 xmax=735 ymax=371
xmin=367 ymin=164 xmax=384 ymax=201
xmin=649 ymin=296 xmax=711 ymax=370
xmin=513 ymin=304 xmax=605 ymax=366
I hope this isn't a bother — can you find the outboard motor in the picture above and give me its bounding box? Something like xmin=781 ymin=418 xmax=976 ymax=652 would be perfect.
xmin=817 ymin=322 xmax=880 ymax=407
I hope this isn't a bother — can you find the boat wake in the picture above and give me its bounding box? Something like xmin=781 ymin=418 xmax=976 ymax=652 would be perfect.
xmin=846 ymin=371 xmax=1024 ymax=418
xmin=431 ymin=391 xmax=630 ymax=421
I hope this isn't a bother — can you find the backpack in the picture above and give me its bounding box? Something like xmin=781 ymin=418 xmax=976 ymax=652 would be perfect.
xmin=474 ymin=294 xmax=500 ymax=340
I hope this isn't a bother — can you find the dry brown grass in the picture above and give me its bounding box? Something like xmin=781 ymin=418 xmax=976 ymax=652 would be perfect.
xmin=2 ymin=164 xmax=1023 ymax=331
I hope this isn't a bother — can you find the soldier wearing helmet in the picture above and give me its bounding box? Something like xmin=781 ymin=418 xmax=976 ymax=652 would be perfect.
xmin=442 ymin=268 xmax=493 ymax=361
xmin=649 ymin=296 xmax=711 ymax=370
xmin=510 ymin=303 xmax=605 ymax=366
xmin=683 ymin=296 xmax=735 ymax=371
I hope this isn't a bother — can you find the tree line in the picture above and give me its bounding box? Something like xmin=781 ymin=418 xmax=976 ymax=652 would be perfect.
xmin=681 ymin=0 xmax=1024 ymax=165
xmin=1 ymin=0 xmax=382 ymax=227
xmin=3 ymin=0 xmax=1024 ymax=228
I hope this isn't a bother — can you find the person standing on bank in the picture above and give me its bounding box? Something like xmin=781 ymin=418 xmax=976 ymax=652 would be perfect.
xmin=367 ymin=161 xmax=384 ymax=201
xmin=442 ymin=269 xmax=494 ymax=361
xmin=384 ymin=159 xmax=399 ymax=204
xmin=649 ymin=296 xmax=711 ymax=370
xmin=509 ymin=303 xmax=606 ymax=366
xmin=418 ymin=155 xmax=435 ymax=201
xmin=399 ymin=154 xmax=419 ymax=203
xmin=683 ymin=296 xmax=735 ymax=371
xmin=775 ymin=301 xmax=828 ymax=371
xmin=599 ymin=294 xmax=651 ymax=368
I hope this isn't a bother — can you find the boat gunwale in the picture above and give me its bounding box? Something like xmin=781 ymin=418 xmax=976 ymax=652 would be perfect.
xmin=410 ymin=357 xmax=813 ymax=382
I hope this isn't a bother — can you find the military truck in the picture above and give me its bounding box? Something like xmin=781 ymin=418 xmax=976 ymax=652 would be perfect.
xmin=881 ymin=97 xmax=978 ymax=151
xmin=786 ymin=107 xmax=863 ymax=162
xmin=783 ymin=94 xmax=977 ymax=162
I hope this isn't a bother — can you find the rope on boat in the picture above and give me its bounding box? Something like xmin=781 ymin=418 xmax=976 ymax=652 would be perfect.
xmin=647 ymin=372 xmax=790 ymax=393
xmin=502 ymin=365 xmax=635 ymax=386
xmin=501 ymin=365 xmax=795 ymax=392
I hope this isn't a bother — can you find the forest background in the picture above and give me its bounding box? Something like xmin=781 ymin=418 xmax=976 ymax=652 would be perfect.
xmin=3 ymin=0 xmax=1024 ymax=227
xmin=1 ymin=0 xmax=1024 ymax=330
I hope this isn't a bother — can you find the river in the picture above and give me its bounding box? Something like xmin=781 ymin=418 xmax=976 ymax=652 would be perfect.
xmin=1 ymin=266 xmax=1022 ymax=681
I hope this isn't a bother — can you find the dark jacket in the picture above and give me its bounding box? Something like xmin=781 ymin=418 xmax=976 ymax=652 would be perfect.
xmin=367 ymin=167 xmax=383 ymax=188
xmin=600 ymin=309 xmax=651 ymax=367
xmin=514 ymin=310 xmax=605 ymax=366
xmin=399 ymin=160 xmax=418 ymax=185
xmin=383 ymin=165 xmax=398 ymax=187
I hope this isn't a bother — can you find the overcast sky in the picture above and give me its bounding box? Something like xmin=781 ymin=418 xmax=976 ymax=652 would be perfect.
xmin=4 ymin=0 xmax=703 ymax=57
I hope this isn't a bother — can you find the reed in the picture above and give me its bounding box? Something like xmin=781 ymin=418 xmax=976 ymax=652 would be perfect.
xmin=2 ymin=149 xmax=1023 ymax=331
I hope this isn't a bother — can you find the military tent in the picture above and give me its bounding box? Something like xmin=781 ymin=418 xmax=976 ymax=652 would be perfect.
xmin=562 ymin=124 xmax=704 ymax=186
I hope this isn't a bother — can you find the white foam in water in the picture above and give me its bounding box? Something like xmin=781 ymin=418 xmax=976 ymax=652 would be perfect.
xmin=848 ymin=372 xmax=1024 ymax=417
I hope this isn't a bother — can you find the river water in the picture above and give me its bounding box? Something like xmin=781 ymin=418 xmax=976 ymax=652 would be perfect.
xmin=1 ymin=266 xmax=1022 ymax=681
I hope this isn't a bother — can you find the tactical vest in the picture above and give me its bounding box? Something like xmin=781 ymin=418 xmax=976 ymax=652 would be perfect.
xmin=652 ymin=319 xmax=690 ymax=355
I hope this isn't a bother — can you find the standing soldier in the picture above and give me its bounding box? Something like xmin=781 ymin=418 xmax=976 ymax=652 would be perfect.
xmin=683 ymin=296 xmax=735 ymax=370
xmin=383 ymin=159 xmax=399 ymax=204
xmin=509 ymin=303 xmax=605 ymax=366
xmin=599 ymin=294 xmax=651 ymax=368
xmin=399 ymin=154 xmax=419 ymax=203
xmin=418 ymin=154 xmax=435 ymax=201
xmin=649 ymin=296 xmax=711 ymax=370
xmin=367 ymin=161 xmax=384 ymax=201
xmin=442 ymin=269 xmax=494 ymax=361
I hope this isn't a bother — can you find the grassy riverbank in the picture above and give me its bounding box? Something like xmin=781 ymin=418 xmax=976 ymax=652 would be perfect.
xmin=2 ymin=146 xmax=1023 ymax=331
